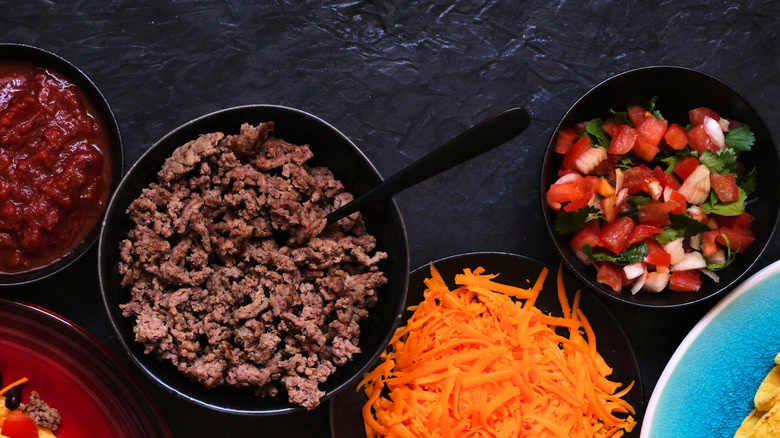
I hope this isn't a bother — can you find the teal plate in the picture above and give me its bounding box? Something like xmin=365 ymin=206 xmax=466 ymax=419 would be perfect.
xmin=642 ymin=259 xmax=780 ymax=438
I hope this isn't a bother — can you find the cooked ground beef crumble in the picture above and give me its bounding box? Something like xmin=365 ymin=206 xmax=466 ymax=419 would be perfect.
xmin=21 ymin=391 xmax=61 ymax=432
xmin=118 ymin=122 xmax=387 ymax=409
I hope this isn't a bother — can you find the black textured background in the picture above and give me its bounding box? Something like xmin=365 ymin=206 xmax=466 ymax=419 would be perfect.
xmin=2 ymin=1 xmax=779 ymax=436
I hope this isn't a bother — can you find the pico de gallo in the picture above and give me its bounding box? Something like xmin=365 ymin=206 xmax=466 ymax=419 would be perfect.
xmin=546 ymin=96 xmax=757 ymax=294
xmin=0 ymin=375 xmax=59 ymax=438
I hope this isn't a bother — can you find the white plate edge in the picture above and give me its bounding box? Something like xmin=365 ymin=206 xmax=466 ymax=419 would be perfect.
xmin=640 ymin=259 xmax=780 ymax=437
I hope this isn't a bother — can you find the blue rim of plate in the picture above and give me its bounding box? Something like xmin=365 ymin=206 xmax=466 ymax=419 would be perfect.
xmin=642 ymin=259 xmax=780 ymax=437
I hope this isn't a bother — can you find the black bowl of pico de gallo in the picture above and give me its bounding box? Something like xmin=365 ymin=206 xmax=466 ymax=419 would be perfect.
xmin=0 ymin=43 xmax=123 ymax=285
xmin=541 ymin=66 xmax=780 ymax=308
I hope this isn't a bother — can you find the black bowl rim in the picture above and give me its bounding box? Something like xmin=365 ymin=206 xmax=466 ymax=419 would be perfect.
xmin=540 ymin=65 xmax=780 ymax=308
xmin=98 ymin=104 xmax=410 ymax=415
xmin=0 ymin=42 xmax=125 ymax=285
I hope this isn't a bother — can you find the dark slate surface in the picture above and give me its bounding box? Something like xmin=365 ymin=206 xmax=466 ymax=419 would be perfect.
xmin=2 ymin=1 xmax=779 ymax=437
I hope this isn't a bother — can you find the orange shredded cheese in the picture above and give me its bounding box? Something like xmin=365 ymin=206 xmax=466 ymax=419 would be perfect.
xmin=359 ymin=264 xmax=636 ymax=438
xmin=0 ymin=377 xmax=28 ymax=397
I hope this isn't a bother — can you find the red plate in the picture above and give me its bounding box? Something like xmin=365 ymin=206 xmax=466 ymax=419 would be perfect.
xmin=0 ymin=299 xmax=170 ymax=437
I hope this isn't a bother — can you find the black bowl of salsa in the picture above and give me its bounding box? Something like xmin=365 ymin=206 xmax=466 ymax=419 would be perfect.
xmin=540 ymin=66 xmax=780 ymax=308
xmin=0 ymin=43 xmax=123 ymax=285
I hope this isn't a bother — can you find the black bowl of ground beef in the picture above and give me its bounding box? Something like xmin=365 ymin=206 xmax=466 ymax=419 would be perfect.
xmin=98 ymin=105 xmax=409 ymax=415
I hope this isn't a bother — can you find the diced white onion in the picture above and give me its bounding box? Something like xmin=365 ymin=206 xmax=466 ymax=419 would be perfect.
xmin=642 ymin=272 xmax=670 ymax=293
xmin=718 ymin=118 xmax=731 ymax=132
xmin=703 ymin=116 xmax=726 ymax=150
xmin=707 ymin=249 xmax=726 ymax=266
xmin=699 ymin=268 xmax=720 ymax=283
xmin=623 ymin=262 xmax=646 ymax=280
xmin=671 ymin=251 xmax=707 ymax=271
xmin=678 ymin=165 xmax=711 ymax=205
xmin=663 ymin=238 xmax=685 ymax=265
xmin=631 ymin=271 xmax=647 ymax=295
xmin=554 ymin=173 xmax=580 ymax=185
xmin=689 ymin=233 xmax=702 ymax=251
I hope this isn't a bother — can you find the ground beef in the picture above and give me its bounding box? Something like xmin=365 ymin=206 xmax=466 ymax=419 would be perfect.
xmin=21 ymin=391 xmax=61 ymax=432
xmin=119 ymin=122 xmax=387 ymax=410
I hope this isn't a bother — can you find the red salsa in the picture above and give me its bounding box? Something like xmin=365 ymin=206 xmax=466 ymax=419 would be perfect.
xmin=0 ymin=62 xmax=112 ymax=272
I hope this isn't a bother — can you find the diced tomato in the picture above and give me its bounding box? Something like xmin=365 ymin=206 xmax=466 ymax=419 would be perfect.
xmin=669 ymin=270 xmax=702 ymax=292
xmin=1 ymin=412 xmax=38 ymax=438
xmin=716 ymin=226 xmax=755 ymax=253
xmin=651 ymin=166 xmax=681 ymax=190
xmin=673 ymin=156 xmax=700 ymax=180
xmin=602 ymin=117 xmax=623 ymax=137
xmin=554 ymin=128 xmax=579 ymax=154
xmin=689 ymin=107 xmax=720 ymax=126
xmin=627 ymin=224 xmax=663 ymax=245
xmin=637 ymin=202 xmax=677 ymax=226
xmin=687 ymin=123 xmax=716 ymax=153
xmin=546 ymin=175 xmax=588 ymax=210
xmin=636 ymin=115 xmax=668 ymax=146
xmin=622 ymin=165 xmax=651 ymax=194
xmin=666 ymin=189 xmax=688 ymax=214
xmin=563 ymin=195 xmax=590 ymax=212
xmin=600 ymin=195 xmax=617 ymax=223
xmin=562 ymin=136 xmax=592 ymax=170
xmin=645 ymin=239 xmax=672 ymax=267
xmin=631 ymin=134 xmax=660 ymax=162
xmin=570 ymin=221 xmax=601 ymax=251
xmin=608 ymin=124 xmax=638 ymax=155
xmin=710 ymin=173 xmax=739 ymax=202
xmin=596 ymin=261 xmax=623 ymax=292
xmin=599 ymin=216 xmax=635 ymax=254
xmin=584 ymin=176 xmax=602 ymax=192
xmin=715 ymin=212 xmax=754 ymax=229
xmin=701 ymin=230 xmax=719 ymax=257
xmin=627 ymin=105 xmax=646 ymax=127
xmin=663 ymin=123 xmax=689 ymax=150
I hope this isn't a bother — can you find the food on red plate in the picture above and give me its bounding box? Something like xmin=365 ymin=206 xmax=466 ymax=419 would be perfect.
xmin=547 ymin=96 xmax=756 ymax=294
xmin=0 ymin=375 xmax=60 ymax=438
xmin=360 ymin=265 xmax=636 ymax=437
xmin=0 ymin=61 xmax=113 ymax=273
xmin=119 ymin=122 xmax=386 ymax=410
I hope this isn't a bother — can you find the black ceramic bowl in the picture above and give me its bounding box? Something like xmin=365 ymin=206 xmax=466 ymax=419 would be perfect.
xmin=541 ymin=66 xmax=780 ymax=308
xmin=330 ymin=252 xmax=644 ymax=437
xmin=98 ymin=105 xmax=410 ymax=415
xmin=0 ymin=43 xmax=123 ymax=285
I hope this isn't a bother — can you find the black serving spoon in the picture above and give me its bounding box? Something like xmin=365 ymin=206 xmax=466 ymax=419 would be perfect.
xmin=327 ymin=107 xmax=531 ymax=223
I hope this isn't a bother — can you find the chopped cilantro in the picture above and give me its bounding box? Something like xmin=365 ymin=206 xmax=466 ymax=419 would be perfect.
xmin=608 ymin=108 xmax=631 ymax=126
xmin=738 ymin=167 xmax=757 ymax=197
xmin=669 ymin=213 xmax=710 ymax=235
xmin=655 ymin=227 xmax=682 ymax=245
xmin=654 ymin=214 xmax=710 ymax=245
xmin=582 ymin=241 xmax=649 ymax=265
xmin=626 ymin=195 xmax=652 ymax=207
xmin=615 ymin=156 xmax=635 ymax=170
xmin=647 ymin=95 xmax=665 ymax=120
xmin=618 ymin=209 xmax=638 ymax=220
xmin=584 ymin=118 xmax=611 ymax=149
xmin=699 ymin=187 xmax=747 ymax=216
xmin=698 ymin=149 xmax=738 ymax=175
xmin=554 ymin=205 xmax=600 ymax=235
xmin=725 ymin=124 xmax=755 ymax=152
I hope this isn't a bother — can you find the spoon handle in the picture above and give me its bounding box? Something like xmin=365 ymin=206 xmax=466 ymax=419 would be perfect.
xmin=327 ymin=107 xmax=531 ymax=224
